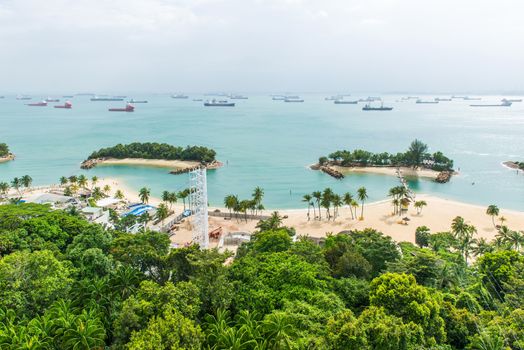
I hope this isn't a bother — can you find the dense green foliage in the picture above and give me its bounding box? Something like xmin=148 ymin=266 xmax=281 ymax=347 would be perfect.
xmin=87 ymin=142 xmax=217 ymax=163
xmin=0 ymin=203 xmax=523 ymax=349
xmin=0 ymin=143 xmax=10 ymax=157
xmin=321 ymin=139 xmax=454 ymax=171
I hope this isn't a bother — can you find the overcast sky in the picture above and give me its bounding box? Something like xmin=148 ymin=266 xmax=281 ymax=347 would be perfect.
xmin=1 ymin=0 xmax=523 ymax=93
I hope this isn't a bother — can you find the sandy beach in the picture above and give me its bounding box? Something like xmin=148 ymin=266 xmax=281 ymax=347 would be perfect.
xmin=94 ymin=177 xmax=524 ymax=247
xmin=332 ymin=165 xmax=441 ymax=180
xmin=94 ymin=158 xmax=201 ymax=170
xmin=0 ymin=154 xmax=15 ymax=163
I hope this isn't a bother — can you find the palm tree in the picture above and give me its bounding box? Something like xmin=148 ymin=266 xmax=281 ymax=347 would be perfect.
xmin=451 ymin=216 xmax=476 ymax=264
xmin=139 ymin=187 xmax=151 ymax=204
xmin=332 ymin=194 xmax=343 ymax=220
xmin=414 ymin=200 xmax=427 ymax=215
xmin=91 ymin=176 xmax=98 ymax=189
xmin=68 ymin=175 xmax=78 ymax=184
xmin=177 ymin=189 xmax=190 ymax=210
xmin=343 ymin=192 xmax=354 ymax=219
xmin=62 ymin=316 xmax=106 ymax=350
xmin=155 ymin=203 xmax=169 ymax=224
xmin=312 ymin=191 xmax=322 ymax=220
xmin=167 ymin=192 xmax=177 ymax=211
xmin=11 ymin=177 xmax=22 ymax=196
xmin=302 ymin=194 xmax=312 ymax=220
xmin=486 ymin=205 xmax=499 ymax=228
xmin=471 ymin=237 xmax=494 ymax=257
xmin=498 ymin=216 xmax=507 ymax=226
xmin=114 ymin=189 xmax=125 ymax=200
xmin=224 ymin=195 xmax=238 ymax=219
xmin=59 ymin=176 xmax=68 ymax=186
xmin=0 ymin=182 xmax=9 ymax=198
xmin=469 ymin=331 xmax=505 ymax=350
xmin=77 ymin=174 xmax=88 ymax=188
xmin=351 ymin=200 xmax=359 ymax=218
xmin=92 ymin=187 xmax=104 ymax=201
xmin=407 ymin=139 xmax=428 ymax=169
xmin=357 ymin=187 xmax=368 ymax=219
xmin=252 ymin=187 xmax=264 ymax=215
xmin=262 ymin=312 xmax=295 ymax=349
xmin=103 ymin=184 xmax=111 ymax=194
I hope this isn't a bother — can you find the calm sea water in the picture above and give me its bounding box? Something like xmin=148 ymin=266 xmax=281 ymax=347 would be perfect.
xmin=1 ymin=94 xmax=523 ymax=210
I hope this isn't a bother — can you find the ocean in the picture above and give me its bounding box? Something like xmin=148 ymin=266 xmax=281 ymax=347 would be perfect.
xmin=1 ymin=94 xmax=523 ymax=210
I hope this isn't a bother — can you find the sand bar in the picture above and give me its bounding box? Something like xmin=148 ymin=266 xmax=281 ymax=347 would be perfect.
xmin=332 ymin=165 xmax=441 ymax=179
xmin=94 ymin=158 xmax=200 ymax=170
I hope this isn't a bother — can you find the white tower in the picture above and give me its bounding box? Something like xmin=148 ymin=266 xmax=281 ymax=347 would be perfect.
xmin=189 ymin=167 xmax=209 ymax=249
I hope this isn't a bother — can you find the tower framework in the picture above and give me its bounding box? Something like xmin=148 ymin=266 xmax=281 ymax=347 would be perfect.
xmin=189 ymin=167 xmax=209 ymax=249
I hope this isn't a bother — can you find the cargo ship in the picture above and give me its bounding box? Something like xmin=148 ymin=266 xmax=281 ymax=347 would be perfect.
xmin=272 ymin=95 xmax=286 ymax=100
xmin=434 ymin=98 xmax=452 ymax=102
xmin=91 ymin=97 xmax=124 ymax=101
xmin=63 ymin=95 xmax=74 ymax=98
xmin=54 ymin=101 xmax=72 ymax=109
xmin=171 ymin=94 xmax=189 ymax=99
xmin=128 ymin=99 xmax=148 ymax=103
xmin=108 ymin=103 xmax=135 ymax=112
xmin=27 ymin=101 xmax=47 ymax=107
xmin=229 ymin=94 xmax=248 ymax=99
xmin=416 ymin=99 xmax=439 ymax=104
xmin=325 ymin=95 xmax=343 ymax=101
xmin=464 ymin=96 xmax=481 ymax=101
xmin=362 ymin=103 xmax=393 ymax=111
xmin=45 ymin=98 xmax=60 ymax=103
xmin=17 ymin=95 xmax=32 ymax=100
xmin=204 ymin=99 xmax=235 ymax=107
xmin=470 ymin=101 xmax=512 ymax=107
xmin=334 ymin=99 xmax=358 ymax=104
xmin=284 ymin=97 xmax=304 ymax=102
xmin=502 ymin=98 xmax=522 ymax=103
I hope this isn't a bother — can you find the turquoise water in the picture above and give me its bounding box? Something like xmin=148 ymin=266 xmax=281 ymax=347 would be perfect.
xmin=1 ymin=94 xmax=523 ymax=210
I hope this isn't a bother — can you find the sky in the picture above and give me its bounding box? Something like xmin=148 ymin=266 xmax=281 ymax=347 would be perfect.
xmin=0 ymin=0 xmax=523 ymax=93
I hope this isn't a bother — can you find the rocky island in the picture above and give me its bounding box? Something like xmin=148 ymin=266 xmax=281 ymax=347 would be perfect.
xmin=311 ymin=140 xmax=456 ymax=183
xmin=81 ymin=142 xmax=222 ymax=174
xmin=0 ymin=143 xmax=15 ymax=163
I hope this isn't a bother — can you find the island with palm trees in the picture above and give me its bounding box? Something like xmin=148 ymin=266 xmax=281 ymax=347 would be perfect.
xmin=503 ymin=161 xmax=524 ymax=171
xmin=80 ymin=142 xmax=222 ymax=173
xmin=311 ymin=139 xmax=455 ymax=183
xmin=0 ymin=143 xmax=15 ymax=163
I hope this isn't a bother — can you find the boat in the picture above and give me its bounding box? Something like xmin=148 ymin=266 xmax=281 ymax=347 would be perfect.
xmin=434 ymin=98 xmax=452 ymax=102
xmin=108 ymin=103 xmax=135 ymax=112
xmin=16 ymin=95 xmax=32 ymax=100
xmin=229 ymin=94 xmax=248 ymax=99
xmin=128 ymin=99 xmax=148 ymax=103
xmin=502 ymin=98 xmax=522 ymax=103
xmin=362 ymin=103 xmax=393 ymax=111
xmin=54 ymin=101 xmax=72 ymax=109
xmin=171 ymin=94 xmax=189 ymax=99
xmin=45 ymin=98 xmax=60 ymax=102
xmin=334 ymin=99 xmax=358 ymax=104
xmin=416 ymin=99 xmax=439 ymax=104
xmin=204 ymin=99 xmax=235 ymax=107
xmin=91 ymin=97 xmax=124 ymax=101
xmin=470 ymin=101 xmax=512 ymax=107
xmin=284 ymin=97 xmax=304 ymax=102
xmin=27 ymin=101 xmax=47 ymax=107
xmin=451 ymin=95 xmax=466 ymax=99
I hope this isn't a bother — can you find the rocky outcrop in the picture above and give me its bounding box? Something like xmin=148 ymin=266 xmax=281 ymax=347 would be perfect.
xmin=0 ymin=153 xmax=16 ymax=163
xmin=319 ymin=165 xmax=344 ymax=179
xmin=435 ymin=171 xmax=453 ymax=183
xmin=169 ymin=160 xmax=224 ymax=175
xmin=80 ymin=158 xmax=104 ymax=169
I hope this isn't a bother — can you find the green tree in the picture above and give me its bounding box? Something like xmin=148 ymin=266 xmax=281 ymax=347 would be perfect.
xmin=486 ymin=205 xmax=499 ymax=228
xmin=302 ymin=194 xmax=313 ymax=220
xmin=139 ymin=187 xmax=151 ymax=204
xmin=155 ymin=203 xmax=169 ymax=224
xmin=357 ymin=187 xmax=368 ymax=219
xmin=415 ymin=226 xmax=431 ymax=248
xmin=414 ymin=200 xmax=427 ymax=215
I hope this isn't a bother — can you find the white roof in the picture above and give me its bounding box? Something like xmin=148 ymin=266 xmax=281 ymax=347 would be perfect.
xmin=96 ymin=198 xmax=120 ymax=207
xmin=25 ymin=193 xmax=74 ymax=204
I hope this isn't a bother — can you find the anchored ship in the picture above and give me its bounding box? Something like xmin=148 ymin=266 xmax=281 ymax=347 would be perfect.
xmin=54 ymin=101 xmax=72 ymax=109
xmin=128 ymin=99 xmax=148 ymax=103
xmin=284 ymin=96 xmax=304 ymax=102
xmin=362 ymin=103 xmax=393 ymax=111
xmin=91 ymin=96 xmax=124 ymax=101
xmin=171 ymin=94 xmax=189 ymax=99
xmin=470 ymin=101 xmax=512 ymax=107
xmin=416 ymin=99 xmax=439 ymax=104
xmin=27 ymin=101 xmax=47 ymax=107
xmin=204 ymin=99 xmax=235 ymax=107
xmin=108 ymin=103 xmax=135 ymax=112
xmin=334 ymin=99 xmax=358 ymax=104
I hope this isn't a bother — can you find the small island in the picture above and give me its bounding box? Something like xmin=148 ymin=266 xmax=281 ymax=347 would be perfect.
xmin=312 ymin=140 xmax=455 ymax=183
xmin=503 ymin=161 xmax=524 ymax=171
xmin=81 ymin=142 xmax=222 ymax=174
xmin=0 ymin=143 xmax=15 ymax=163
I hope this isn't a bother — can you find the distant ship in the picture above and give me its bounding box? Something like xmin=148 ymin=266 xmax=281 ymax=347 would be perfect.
xmin=325 ymin=95 xmax=342 ymax=101
xmin=502 ymin=98 xmax=522 ymax=103
xmin=284 ymin=97 xmax=304 ymax=102
xmin=108 ymin=103 xmax=135 ymax=112
xmin=359 ymin=97 xmax=381 ymax=102
xmin=62 ymin=95 xmax=74 ymax=98
xmin=334 ymin=99 xmax=358 ymax=104
xmin=272 ymin=95 xmax=286 ymax=100
xmin=17 ymin=95 xmax=32 ymax=100
xmin=464 ymin=96 xmax=481 ymax=101
xmin=204 ymin=99 xmax=235 ymax=107
xmin=229 ymin=94 xmax=248 ymax=99
xmin=54 ymin=101 xmax=72 ymax=109
xmin=470 ymin=101 xmax=512 ymax=107
xmin=171 ymin=94 xmax=189 ymax=99
xmin=193 ymin=99 xmax=203 ymax=102
xmin=128 ymin=99 xmax=148 ymax=103
xmin=416 ymin=99 xmax=439 ymax=104
xmin=0 ymin=96 xmax=4 ymax=99
xmin=27 ymin=101 xmax=47 ymax=107
xmin=45 ymin=98 xmax=60 ymax=103
xmin=434 ymin=98 xmax=452 ymax=102
xmin=91 ymin=97 xmax=124 ymax=101
xmin=114 ymin=95 xmax=127 ymax=98
xmin=362 ymin=103 xmax=393 ymax=111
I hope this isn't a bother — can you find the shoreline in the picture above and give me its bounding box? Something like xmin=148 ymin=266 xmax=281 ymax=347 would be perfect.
xmin=0 ymin=154 xmax=15 ymax=163
xmin=80 ymin=157 xmax=223 ymax=172
xmin=502 ymin=161 xmax=522 ymax=171
xmin=331 ymin=165 xmax=441 ymax=179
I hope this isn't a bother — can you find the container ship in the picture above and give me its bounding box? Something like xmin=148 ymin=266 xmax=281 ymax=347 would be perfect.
xmin=229 ymin=94 xmax=248 ymax=99
xmin=54 ymin=101 xmax=72 ymax=109
xmin=27 ymin=101 xmax=47 ymax=107
xmin=108 ymin=103 xmax=135 ymax=112
xmin=271 ymin=95 xmax=286 ymax=100
xmin=204 ymin=99 xmax=235 ymax=107
xmin=284 ymin=96 xmax=304 ymax=102
xmin=470 ymin=101 xmax=512 ymax=107
xmin=334 ymin=99 xmax=358 ymax=104
xmin=434 ymin=98 xmax=452 ymax=102
xmin=45 ymin=98 xmax=60 ymax=103
xmin=362 ymin=103 xmax=393 ymax=111
xmin=416 ymin=99 xmax=439 ymax=104
xmin=17 ymin=95 xmax=32 ymax=100
xmin=502 ymin=98 xmax=522 ymax=103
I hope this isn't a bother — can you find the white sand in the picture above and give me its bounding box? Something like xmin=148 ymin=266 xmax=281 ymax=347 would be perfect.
xmin=332 ymin=165 xmax=442 ymax=179
xmin=96 ymin=158 xmax=200 ymax=170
